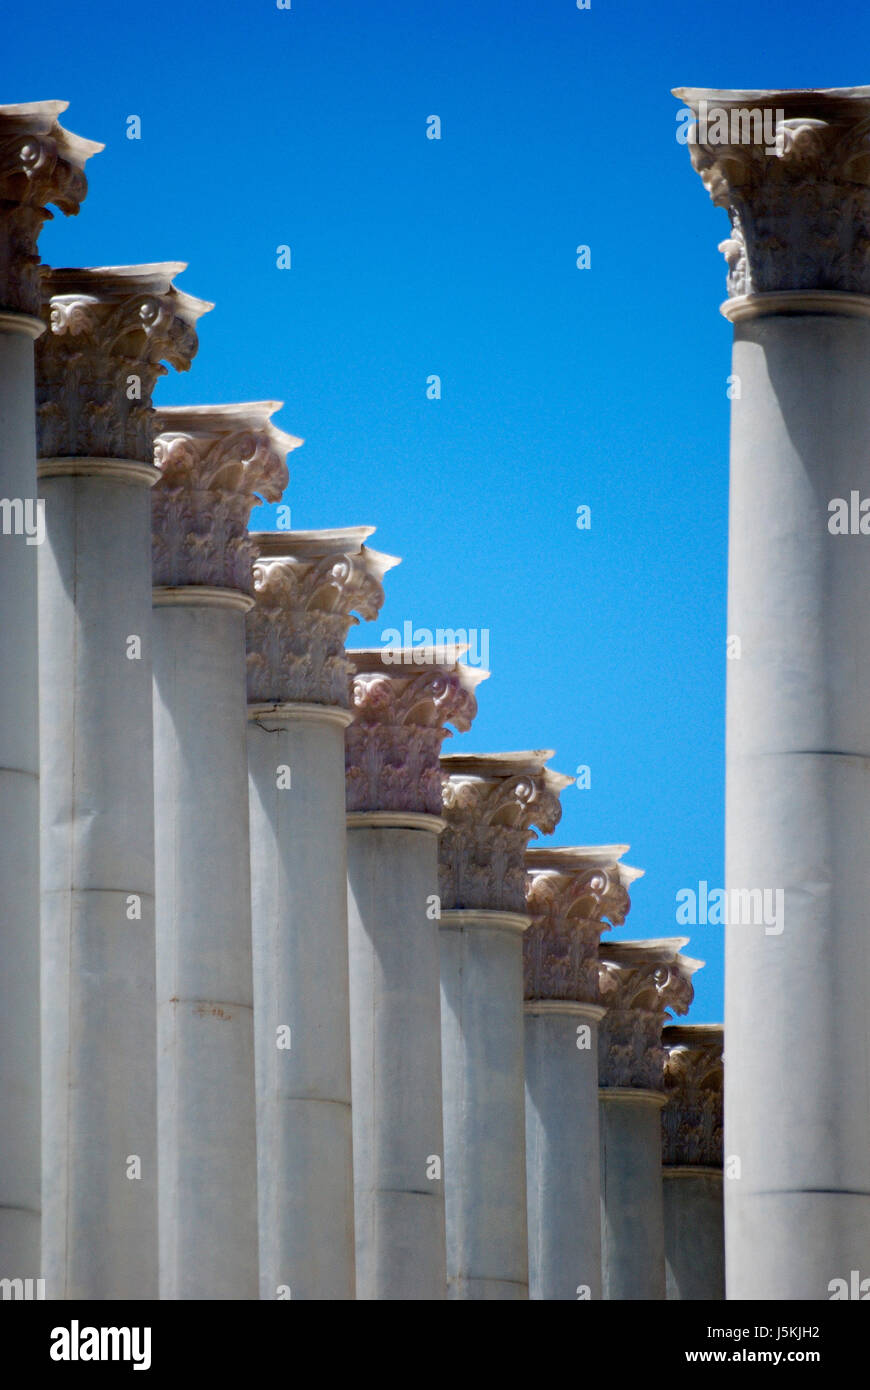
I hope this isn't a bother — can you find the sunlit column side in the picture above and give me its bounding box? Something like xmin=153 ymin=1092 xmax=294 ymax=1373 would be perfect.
xmin=0 ymin=100 xmax=101 ymax=1284
xmin=661 ymin=1024 xmax=724 ymax=1301
xmin=524 ymin=846 xmax=641 ymax=1301
xmin=598 ymin=939 xmax=701 ymax=1300
xmin=437 ymin=751 xmax=571 ymax=1300
xmin=36 ymin=263 xmax=208 ymax=1299
xmin=346 ymin=645 xmax=486 ymax=1300
xmin=152 ymin=402 xmax=297 ymax=1299
xmin=246 ymin=528 xmax=398 ymax=1301
xmin=675 ymin=84 xmax=870 ymax=1298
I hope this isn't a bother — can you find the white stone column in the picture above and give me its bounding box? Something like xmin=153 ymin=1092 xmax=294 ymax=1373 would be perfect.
xmin=246 ymin=529 xmax=398 ymax=1301
xmin=524 ymin=846 xmax=642 ymax=1301
xmin=35 ymin=265 xmax=208 ymax=1300
xmin=598 ymin=939 xmax=700 ymax=1300
xmin=346 ymin=646 xmax=485 ymax=1300
xmin=662 ymin=1025 xmax=725 ymax=1301
xmin=676 ymin=85 xmax=870 ymax=1298
xmin=0 ymin=101 xmax=100 ymax=1284
xmin=152 ymin=402 xmax=298 ymax=1299
xmin=438 ymin=752 xmax=570 ymax=1300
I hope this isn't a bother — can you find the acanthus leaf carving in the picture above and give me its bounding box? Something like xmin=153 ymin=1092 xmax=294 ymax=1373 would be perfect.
xmin=662 ymin=1026 xmax=724 ymax=1168
xmin=36 ymin=268 xmax=209 ymax=460
xmin=0 ymin=103 xmax=102 ymax=314
xmin=680 ymin=90 xmax=870 ymax=297
xmin=598 ymin=940 xmax=701 ymax=1091
xmin=345 ymin=652 xmax=483 ymax=814
xmin=523 ymin=856 xmax=636 ymax=1003
xmin=438 ymin=757 xmax=572 ymax=912
xmin=246 ymin=536 xmax=396 ymax=707
xmin=152 ymin=405 xmax=298 ymax=592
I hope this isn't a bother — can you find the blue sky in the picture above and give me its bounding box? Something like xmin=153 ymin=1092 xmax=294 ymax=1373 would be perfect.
xmin=8 ymin=0 xmax=869 ymax=1021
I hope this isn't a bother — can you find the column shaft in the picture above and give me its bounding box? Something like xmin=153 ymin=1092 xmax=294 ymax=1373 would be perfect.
xmin=153 ymin=596 xmax=259 ymax=1299
xmin=39 ymin=464 xmax=157 ymax=1298
xmin=677 ymin=84 xmax=870 ymax=1299
xmin=525 ymin=1003 xmax=603 ymax=1300
xmin=0 ymin=316 xmax=42 ymax=1279
xmin=440 ymin=911 xmax=529 ymax=1299
xmin=248 ymin=708 xmax=355 ymax=1301
xmin=664 ymin=1169 xmax=725 ymax=1300
xmin=726 ymin=310 xmax=870 ymax=1295
xmin=347 ymin=820 xmax=446 ymax=1300
xmin=599 ymin=1091 xmax=667 ymax=1300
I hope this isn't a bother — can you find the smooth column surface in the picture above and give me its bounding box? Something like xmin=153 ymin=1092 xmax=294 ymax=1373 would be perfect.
xmin=0 ymin=316 xmax=43 ymax=1281
xmin=153 ymin=595 xmax=259 ymax=1300
xmin=525 ymin=1002 xmax=605 ymax=1301
xmin=440 ymin=911 xmax=529 ymax=1300
xmin=347 ymin=817 xmax=447 ymax=1301
xmin=248 ymin=707 xmax=355 ymax=1301
xmin=664 ymin=1169 xmax=725 ymax=1301
xmin=726 ymin=311 xmax=870 ymax=1297
xmin=39 ymin=464 xmax=157 ymax=1299
xmin=599 ymin=1090 xmax=667 ymax=1301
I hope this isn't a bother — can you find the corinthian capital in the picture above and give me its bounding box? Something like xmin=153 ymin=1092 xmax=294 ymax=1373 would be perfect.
xmin=36 ymin=264 xmax=211 ymax=461
xmin=662 ymin=1024 xmax=724 ymax=1168
xmin=246 ymin=529 xmax=400 ymax=707
xmin=598 ymin=939 xmax=702 ymax=1091
xmin=152 ymin=402 xmax=300 ymax=592
xmin=345 ymin=647 xmax=487 ymax=815
xmin=674 ymin=86 xmax=870 ymax=301
xmin=523 ymin=846 xmax=643 ymax=1003
xmin=438 ymin=752 xmax=573 ymax=912
xmin=0 ymin=101 xmax=102 ymax=315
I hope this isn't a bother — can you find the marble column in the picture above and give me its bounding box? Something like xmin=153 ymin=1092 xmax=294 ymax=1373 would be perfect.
xmin=524 ymin=845 xmax=642 ymax=1301
xmin=662 ymin=1024 xmax=724 ymax=1301
xmin=676 ymin=85 xmax=870 ymax=1298
xmin=246 ymin=529 xmax=399 ymax=1300
xmin=152 ymin=402 xmax=299 ymax=1299
xmin=0 ymin=101 xmax=101 ymax=1283
xmin=598 ymin=939 xmax=700 ymax=1300
xmin=346 ymin=646 xmax=486 ymax=1300
xmin=35 ymin=264 xmax=209 ymax=1300
xmin=438 ymin=752 xmax=571 ymax=1300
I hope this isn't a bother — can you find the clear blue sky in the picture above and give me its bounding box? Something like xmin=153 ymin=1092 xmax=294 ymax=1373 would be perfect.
xmin=8 ymin=0 xmax=868 ymax=1022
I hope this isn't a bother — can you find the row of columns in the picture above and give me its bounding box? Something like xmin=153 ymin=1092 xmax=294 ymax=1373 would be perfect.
xmin=0 ymin=97 xmax=726 ymax=1302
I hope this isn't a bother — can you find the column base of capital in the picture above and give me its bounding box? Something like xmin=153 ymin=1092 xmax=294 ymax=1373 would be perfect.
xmin=152 ymin=585 xmax=255 ymax=613
xmin=721 ymin=289 xmax=870 ymax=322
xmin=346 ymin=810 xmax=446 ymax=833
xmin=38 ymin=457 xmax=160 ymax=486
xmin=599 ymin=1087 xmax=667 ymax=1109
xmin=248 ymin=700 xmax=354 ymax=729
xmin=439 ymin=908 xmax=530 ymax=934
xmin=524 ymin=998 xmax=607 ymax=1021
xmin=0 ymin=309 xmax=45 ymax=339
